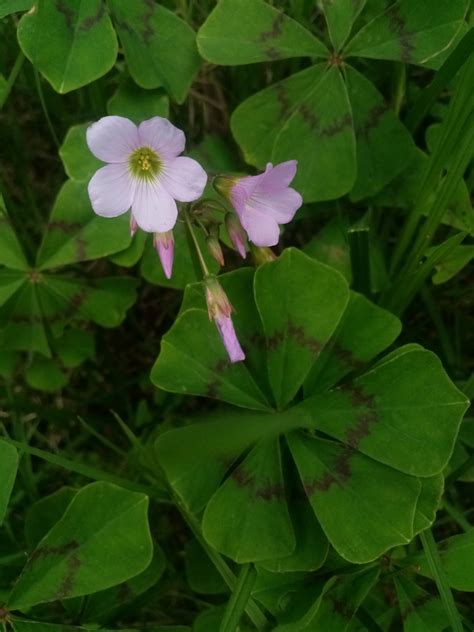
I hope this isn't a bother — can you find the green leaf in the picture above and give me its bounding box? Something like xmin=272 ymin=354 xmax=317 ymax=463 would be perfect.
xmin=275 ymin=568 xmax=379 ymax=631
xmin=108 ymin=0 xmax=200 ymax=103
xmin=254 ymin=248 xmax=349 ymax=408
xmin=319 ymin=0 xmax=367 ymax=51
xmin=25 ymin=355 xmax=68 ymax=392
xmin=202 ymin=438 xmax=295 ymax=563
xmin=11 ymin=623 xmax=137 ymax=632
xmin=81 ymin=547 xmax=166 ymax=621
xmin=303 ymin=218 xmax=352 ymax=282
xmin=0 ymin=440 xmax=19 ymax=525
xmin=8 ymin=481 xmax=153 ymax=609
xmin=232 ymin=65 xmax=357 ymax=201
xmin=412 ymin=530 xmax=474 ymax=592
xmin=107 ymin=76 xmax=169 ymax=123
xmin=345 ymin=65 xmax=415 ymax=201
xmin=185 ymin=539 xmax=226 ymax=595
xmin=0 ymin=202 xmax=28 ymax=271
xmin=59 ymin=123 xmax=101 ymax=182
xmin=141 ymin=221 xmax=219 ymax=290
xmin=37 ymin=180 xmax=132 ymax=269
xmin=300 ymin=345 xmax=469 ymax=476
xmin=288 ymin=433 xmax=420 ymax=563
xmin=346 ymin=0 xmax=469 ymax=67
xmin=0 ymin=279 xmax=51 ymax=357
xmin=304 ymin=290 xmax=401 ymax=395
xmin=394 ymin=575 xmax=449 ymax=632
xmin=413 ymin=475 xmax=443 ymax=536
xmin=17 ymin=0 xmax=118 ymax=93
xmin=54 ymin=328 xmax=95 ymax=368
xmin=0 ymin=0 xmax=33 ymax=19
xmin=25 ymin=487 xmax=77 ymax=549
xmin=151 ymin=308 xmax=271 ymax=411
xmin=431 ymin=245 xmax=474 ymax=284
xmin=197 ymin=0 xmax=327 ymax=64
xmin=0 ymin=270 xmax=27 ymax=308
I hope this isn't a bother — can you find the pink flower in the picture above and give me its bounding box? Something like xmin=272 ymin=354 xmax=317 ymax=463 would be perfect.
xmin=86 ymin=116 xmax=207 ymax=234
xmin=216 ymin=161 xmax=302 ymax=247
xmin=225 ymin=212 xmax=247 ymax=259
xmin=153 ymin=231 xmax=174 ymax=279
xmin=205 ymin=277 xmax=245 ymax=364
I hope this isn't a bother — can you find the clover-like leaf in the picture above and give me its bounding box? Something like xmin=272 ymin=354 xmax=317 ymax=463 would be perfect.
xmin=203 ymin=438 xmax=295 ymax=563
xmin=346 ymin=0 xmax=469 ymax=67
xmin=254 ymin=248 xmax=349 ymax=408
xmin=345 ymin=65 xmax=415 ymax=201
xmin=319 ymin=0 xmax=367 ymax=51
xmin=0 ymin=201 xmax=28 ymax=270
xmin=0 ymin=440 xmax=19 ymax=525
xmin=108 ymin=0 xmax=200 ymax=103
xmin=59 ymin=123 xmax=101 ymax=183
xmin=17 ymin=0 xmax=118 ymax=93
xmin=107 ymin=77 xmax=169 ymax=123
xmin=232 ymin=65 xmax=356 ymax=201
xmin=394 ymin=575 xmax=449 ymax=632
xmin=37 ymin=180 xmax=132 ymax=270
xmin=300 ymin=345 xmax=469 ymax=476
xmin=197 ymin=0 xmax=327 ymax=64
xmin=8 ymin=481 xmax=153 ymax=609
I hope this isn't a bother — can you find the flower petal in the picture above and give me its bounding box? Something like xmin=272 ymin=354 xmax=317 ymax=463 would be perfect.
xmin=259 ymin=160 xmax=298 ymax=191
xmin=132 ymin=179 xmax=178 ymax=233
xmin=88 ymin=164 xmax=135 ymax=218
xmin=87 ymin=116 xmax=139 ymax=163
xmin=248 ymin=187 xmax=303 ymax=224
xmin=138 ymin=117 xmax=185 ymax=160
xmin=215 ymin=314 xmax=246 ymax=363
xmin=240 ymin=206 xmax=281 ymax=247
xmin=160 ymin=156 xmax=208 ymax=202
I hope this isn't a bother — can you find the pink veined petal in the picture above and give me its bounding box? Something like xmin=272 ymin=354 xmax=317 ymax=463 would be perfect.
xmin=248 ymin=187 xmax=303 ymax=224
xmin=86 ymin=116 xmax=139 ymax=163
xmin=160 ymin=156 xmax=208 ymax=202
xmin=230 ymin=173 xmax=264 ymax=210
xmin=154 ymin=231 xmax=174 ymax=279
xmin=215 ymin=313 xmax=246 ymax=363
xmin=258 ymin=160 xmax=298 ymax=192
xmin=132 ymin=178 xmax=178 ymax=233
xmin=138 ymin=117 xmax=185 ymax=160
xmin=88 ymin=163 xmax=135 ymax=218
xmin=240 ymin=206 xmax=281 ymax=247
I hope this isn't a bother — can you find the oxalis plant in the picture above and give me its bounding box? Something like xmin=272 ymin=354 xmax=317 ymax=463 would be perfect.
xmin=0 ymin=0 xmax=473 ymax=631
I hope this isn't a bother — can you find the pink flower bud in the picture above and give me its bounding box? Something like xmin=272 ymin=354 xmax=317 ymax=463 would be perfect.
xmin=225 ymin=213 xmax=247 ymax=259
xmin=206 ymin=235 xmax=225 ymax=267
xmin=204 ymin=277 xmax=245 ymax=364
xmin=153 ymin=230 xmax=174 ymax=279
xmin=130 ymin=215 xmax=139 ymax=238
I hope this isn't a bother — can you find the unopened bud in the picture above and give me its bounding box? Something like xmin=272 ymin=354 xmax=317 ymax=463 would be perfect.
xmin=213 ymin=175 xmax=238 ymax=201
xmin=251 ymin=245 xmax=277 ymax=266
xmin=225 ymin=213 xmax=247 ymax=259
xmin=204 ymin=276 xmax=245 ymax=364
xmin=154 ymin=230 xmax=174 ymax=279
xmin=130 ymin=215 xmax=139 ymax=238
xmin=206 ymin=235 xmax=225 ymax=267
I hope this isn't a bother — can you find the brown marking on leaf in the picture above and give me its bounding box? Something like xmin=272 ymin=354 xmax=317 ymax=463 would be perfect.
xmin=321 ymin=113 xmax=352 ymax=137
xmin=248 ymin=332 xmax=266 ymax=349
xmin=387 ymin=5 xmax=416 ymax=63
xmin=333 ymin=343 xmax=365 ymax=372
xmin=205 ymin=380 xmax=219 ymax=399
xmin=299 ymin=104 xmax=320 ymax=130
xmin=299 ymin=105 xmax=352 ymax=137
xmin=231 ymin=467 xmax=254 ymax=487
xmin=31 ymin=540 xmax=80 ymax=562
xmin=265 ymin=46 xmax=282 ymax=60
xmin=141 ymin=0 xmax=156 ymax=45
xmin=11 ymin=314 xmax=43 ymax=324
xmin=266 ymin=329 xmax=284 ymax=352
xmin=47 ymin=220 xmax=83 ymax=233
xmin=304 ymin=446 xmax=353 ymax=495
xmin=0 ymin=605 xmax=9 ymax=622
xmin=275 ymin=83 xmax=292 ymax=119
xmin=328 ymin=595 xmax=354 ymax=619
xmin=438 ymin=539 xmax=450 ymax=551
xmin=117 ymin=581 xmax=134 ymax=603
xmin=56 ymin=0 xmax=74 ymax=29
xmin=55 ymin=553 xmax=81 ymax=600
xmin=80 ymin=2 xmax=105 ymax=32
xmin=75 ymin=237 xmax=87 ymax=261
xmin=400 ymin=593 xmax=433 ymax=621
xmin=46 ymin=287 xmax=89 ymax=325
xmin=114 ymin=16 xmax=133 ymax=36
xmin=358 ymin=103 xmax=388 ymax=138
xmin=255 ymin=482 xmax=285 ymax=501
xmin=340 ymin=383 xmax=378 ymax=449
xmin=287 ymin=321 xmax=322 ymax=354
xmin=257 ymin=12 xmax=285 ymax=43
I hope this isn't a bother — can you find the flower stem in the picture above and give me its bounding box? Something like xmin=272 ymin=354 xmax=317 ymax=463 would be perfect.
xmin=419 ymin=528 xmax=464 ymax=632
xmin=219 ymin=563 xmax=257 ymax=632
xmin=184 ymin=207 xmax=210 ymax=277
xmin=33 ymin=68 xmax=60 ymax=148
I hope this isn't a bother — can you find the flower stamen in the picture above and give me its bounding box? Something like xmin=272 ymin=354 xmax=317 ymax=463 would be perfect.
xmin=129 ymin=146 xmax=161 ymax=181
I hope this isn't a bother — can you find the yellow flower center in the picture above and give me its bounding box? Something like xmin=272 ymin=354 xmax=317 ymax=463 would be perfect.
xmin=129 ymin=146 xmax=161 ymax=181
